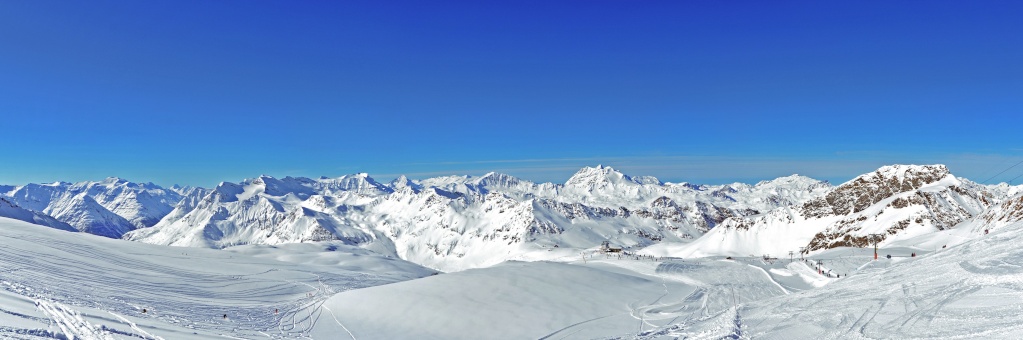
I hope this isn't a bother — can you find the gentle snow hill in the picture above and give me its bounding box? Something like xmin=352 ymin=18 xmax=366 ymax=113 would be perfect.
xmin=127 ymin=166 xmax=831 ymax=272
xmin=308 ymin=254 xmax=816 ymax=340
xmin=3 ymin=177 xmax=185 ymax=237
xmin=0 ymin=216 xmax=433 ymax=339
xmin=642 ymin=164 xmax=1004 ymax=259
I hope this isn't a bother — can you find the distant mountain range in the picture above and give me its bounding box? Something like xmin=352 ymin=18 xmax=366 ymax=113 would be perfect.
xmin=3 ymin=165 xmax=1020 ymax=271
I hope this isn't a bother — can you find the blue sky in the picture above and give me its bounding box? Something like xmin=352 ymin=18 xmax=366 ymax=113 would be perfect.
xmin=1 ymin=1 xmax=1021 ymax=187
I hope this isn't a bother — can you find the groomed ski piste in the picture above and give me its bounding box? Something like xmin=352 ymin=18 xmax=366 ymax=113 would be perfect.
xmin=0 ymin=216 xmax=435 ymax=339
xmin=3 ymin=213 xmax=1023 ymax=339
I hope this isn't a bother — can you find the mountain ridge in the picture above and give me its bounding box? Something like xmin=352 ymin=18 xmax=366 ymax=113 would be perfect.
xmin=6 ymin=164 xmax=1021 ymax=272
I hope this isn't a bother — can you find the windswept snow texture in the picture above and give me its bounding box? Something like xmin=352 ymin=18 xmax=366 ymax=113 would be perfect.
xmin=126 ymin=166 xmax=831 ymax=271
xmin=0 ymin=216 xmax=434 ymax=339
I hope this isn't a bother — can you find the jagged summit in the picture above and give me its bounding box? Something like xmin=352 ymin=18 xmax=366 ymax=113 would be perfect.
xmin=474 ymin=172 xmax=519 ymax=184
xmin=840 ymin=164 xmax=950 ymax=188
xmin=319 ymin=173 xmax=392 ymax=195
xmin=646 ymin=163 xmax=997 ymax=258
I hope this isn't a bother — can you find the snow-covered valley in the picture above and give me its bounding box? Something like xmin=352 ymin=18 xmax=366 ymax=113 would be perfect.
xmin=3 ymin=164 xmax=1023 ymax=339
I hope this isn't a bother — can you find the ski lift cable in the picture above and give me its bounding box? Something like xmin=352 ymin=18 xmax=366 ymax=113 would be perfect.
xmin=1006 ymin=171 xmax=1023 ymax=185
xmin=981 ymin=159 xmax=1023 ymax=184
xmin=976 ymin=158 xmax=1011 ymax=183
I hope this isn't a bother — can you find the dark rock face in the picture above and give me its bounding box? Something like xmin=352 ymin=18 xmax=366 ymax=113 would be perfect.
xmin=803 ymin=165 xmax=992 ymax=252
xmin=802 ymin=165 xmax=950 ymax=218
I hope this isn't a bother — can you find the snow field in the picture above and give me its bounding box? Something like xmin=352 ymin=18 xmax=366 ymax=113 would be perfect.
xmin=307 ymin=252 xmax=832 ymax=339
xmin=0 ymin=217 xmax=433 ymax=339
xmin=632 ymin=221 xmax=1023 ymax=339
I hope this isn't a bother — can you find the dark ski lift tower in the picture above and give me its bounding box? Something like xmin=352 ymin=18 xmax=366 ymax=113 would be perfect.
xmin=868 ymin=233 xmax=883 ymax=260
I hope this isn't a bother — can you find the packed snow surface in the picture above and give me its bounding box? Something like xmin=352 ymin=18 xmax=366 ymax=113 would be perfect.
xmin=0 ymin=217 xmax=433 ymax=339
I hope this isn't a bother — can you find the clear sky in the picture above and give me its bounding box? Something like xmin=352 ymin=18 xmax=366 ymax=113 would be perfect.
xmin=1 ymin=1 xmax=1022 ymax=188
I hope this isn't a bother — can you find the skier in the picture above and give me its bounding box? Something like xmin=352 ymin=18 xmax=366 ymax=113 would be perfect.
xmin=886 ymin=254 xmax=891 ymax=259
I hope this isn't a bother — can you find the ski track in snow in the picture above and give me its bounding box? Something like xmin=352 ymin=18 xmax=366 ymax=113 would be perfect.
xmin=107 ymin=311 xmax=164 ymax=340
xmin=0 ymin=218 xmax=425 ymax=339
xmin=319 ymin=305 xmax=355 ymax=340
xmin=36 ymin=299 xmax=115 ymax=340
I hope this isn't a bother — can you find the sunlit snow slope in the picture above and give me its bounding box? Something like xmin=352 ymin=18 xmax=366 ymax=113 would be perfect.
xmin=628 ymin=219 xmax=1023 ymax=339
xmin=0 ymin=217 xmax=433 ymax=339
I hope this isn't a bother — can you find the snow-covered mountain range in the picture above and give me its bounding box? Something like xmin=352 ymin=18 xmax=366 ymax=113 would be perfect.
xmin=119 ymin=166 xmax=830 ymax=271
xmin=5 ymin=164 xmax=1023 ymax=339
xmin=2 ymin=178 xmax=183 ymax=237
xmin=0 ymin=196 xmax=77 ymax=232
xmin=4 ymin=164 xmax=1021 ymax=272
xmin=643 ymin=164 xmax=1021 ymax=258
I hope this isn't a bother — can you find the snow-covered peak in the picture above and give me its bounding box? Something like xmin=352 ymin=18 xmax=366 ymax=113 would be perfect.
xmin=4 ymin=177 xmax=185 ymax=235
xmin=841 ymin=164 xmax=951 ymax=188
xmin=565 ymin=165 xmax=639 ymax=187
xmin=755 ymin=174 xmax=828 ymax=188
xmin=99 ymin=176 xmax=129 ymax=186
xmin=417 ymin=175 xmax=473 ymax=188
xmin=319 ymin=173 xmax=392 ymax=195
xmin=44 ymin=192 xmax=135 ymax=238
xmin=168 ymin=184 xmax=206 ymax=197
xmin=667 ymin=182 xmax=707 ymax=191
xmin=631 ymin=175 xmax=663 ymax=185
xmin=389 ymin=175 xmax=422 ymax=193
xmin=245 ymin=175 xmax=319 ymax=198
xmin=473 ymin=172 xmax=519 ymax=186
xmin=212 ymin=181 xmax=246 ymax=202
xmin=0 ymin=196 xmax=77 ymax=232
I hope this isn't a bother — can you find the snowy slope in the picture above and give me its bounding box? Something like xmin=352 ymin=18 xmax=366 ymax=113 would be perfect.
xmin=0 ymin=196 xmax=76 ymax=232
xmin=0 ymin=213 xmax=816 ymax=339
xmin=127 ymin=166 xmax=831 ymax=271
xmin=643 ymin=165 xmax=1001 ymax=258
xmin=0 ymin=216 xmax=433 ymax=339
xmin=308 ymin=255 xmax=816 ymax=339
xmin=8 ymin=199 xmax=1023 ymax=338
xmin=3 ymin=178 xmax=185 ymax=237
xmin=630 ymin=220 xmax=1023 ymax=339
xmin=43 ymin=192 xmax=138 ymax=237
